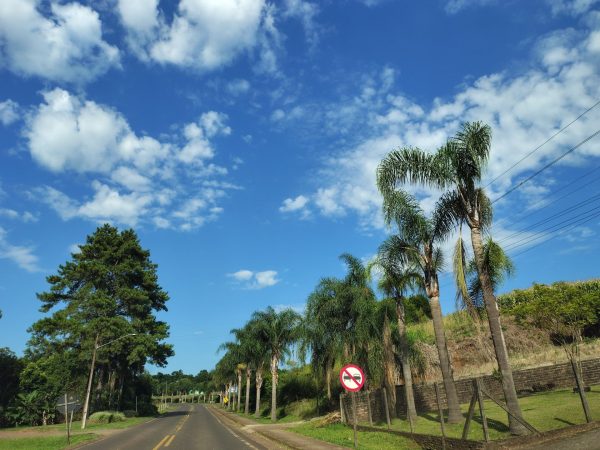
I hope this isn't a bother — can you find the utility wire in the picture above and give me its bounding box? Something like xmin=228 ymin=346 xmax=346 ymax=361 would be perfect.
xmin=494 ymin=166 xmax=600 ymax=230
xmin=498 ymin=192 xmax=600 ymax=243
xmin=492 ymin=129 xmax=600 ymax=204
xmin=485 ymin=99 xmax=600 ymax=188
xmin=502 ymin=204 xmax=600 ymax=251
xmin=510 ymin=210 xmax=600 ymax=259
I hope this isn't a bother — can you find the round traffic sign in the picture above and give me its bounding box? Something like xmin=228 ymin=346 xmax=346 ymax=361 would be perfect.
xmin=339 ymin=364 xmax=365 ymax=392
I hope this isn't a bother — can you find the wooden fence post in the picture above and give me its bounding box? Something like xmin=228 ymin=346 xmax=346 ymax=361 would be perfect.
xmin=340 ymin=394 xmax=346 ymax=423
xmin=366 ymin=391 xmax=373 ymax=426
xmin=382 ymin=387 xmax=391 ymax=429
xmin=475 ymin=378 xmax=489 ymax=442
xmin=434 ymin=383 xmax=447 ymax=450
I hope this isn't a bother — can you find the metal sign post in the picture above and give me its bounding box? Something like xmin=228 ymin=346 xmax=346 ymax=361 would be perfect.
xmin=340 ymin=364 xmax=366 ymax=450
xmin=55 ymin=393 xmax=81 ymax=445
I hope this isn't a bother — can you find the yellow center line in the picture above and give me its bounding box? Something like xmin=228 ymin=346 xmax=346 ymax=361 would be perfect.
xmin=152 ymin=435 xmax=170 ymax=450
xmin=164 ymin=434 xmax=176 ymax=447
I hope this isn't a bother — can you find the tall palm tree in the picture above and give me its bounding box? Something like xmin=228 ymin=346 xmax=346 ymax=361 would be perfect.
xmin=251 ymin=306 xmax=302 ymax=422
xmin=302 ymin=277 xmax=346 ymax=400
xmin=338 ymin=253 xmax=383 ymax=388
xmin=373 ymin=190 xmax=463 ymax=423
xmin=368 ymin=256 xmax=422 ymax=423
xmin=236 ymin=318 xmax=270 ymax=417
xmin=378 ymin=121 xmax=526 ymax=434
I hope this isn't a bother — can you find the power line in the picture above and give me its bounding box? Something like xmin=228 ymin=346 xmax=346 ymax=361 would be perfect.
xmin=494 ymin=165 xmax=600 ymax=231
xmin=502 ymin=204 xmax=600 ymax=251
xmin=485 ymin=99 xmax=600 ymax=188
xmin=510 ymin=210 xmax=600 ymax=259
xmin=497 ymin=192 xmax=600 ymax=244
xmin=492 ymin=128 xmax=600 ymax=204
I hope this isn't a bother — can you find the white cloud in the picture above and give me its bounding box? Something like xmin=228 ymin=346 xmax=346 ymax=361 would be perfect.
xmin=282 ymin=0 xmax=320 ymax=48
xmin=0 ymin=208 xmax=37 ymax=223
xmin=0 ymin=227 xmax=41 ymax=272
xmin=26 ymin=89 xmax=235 ymax=230
xmin=281 ymin=17 xmax=600 ymax=232
xmin=0 ymin=0 xmax=119 ymax=83
xmin=0 ymin=100 xmax=19 ymax=125
xmin=118 ymin=0 xmax=277 ymax=72
xmin=254 ymin=270 xmax=279 ymax=288
xmin=226 ymin=79 xmax=251 ymax=96
xmin=69 ymin=243 xmax=81 ymax=254
xmin=228 ymin=269 xmax=280 ymax=289
xmin=547 ymin=0 xmax=600 ymax=16
xmin=229 ymin=269 xmax=254 ymax=281
xmin=444 ymin=0 xmax=495 ymax=14
xmin=279 ymin=195 xmax=309 ymax=213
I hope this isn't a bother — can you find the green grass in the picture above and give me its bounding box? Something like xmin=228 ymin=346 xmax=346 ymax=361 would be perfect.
xmin=379 ymin=385 xmax=600 ymax=441
xmin=4 ymin=416 xmax=151 ymax=434
xmin=231 ymin=398 xmax=321 ymax=424
xmin=291 ymin=385 xmax=600 ymax=448
xmin=292 ymin=422 xmax=421 ymax=449
xmin=0 ymin=433 xmax=96 ymax=450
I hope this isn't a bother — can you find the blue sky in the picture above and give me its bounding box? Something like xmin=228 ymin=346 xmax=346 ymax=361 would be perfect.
xmin=1 ymin=0 xmax=599 ymax=375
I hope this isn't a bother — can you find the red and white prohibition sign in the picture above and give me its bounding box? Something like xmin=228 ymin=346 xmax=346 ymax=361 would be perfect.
xmin=339 ymin=364 xmax=365 ymax=392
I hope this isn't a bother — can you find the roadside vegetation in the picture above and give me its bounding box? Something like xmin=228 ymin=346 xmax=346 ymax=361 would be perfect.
xmin=1 ymin=121 xmax=599 ymax=449
xmin=209 ymin=122 xmax=600 ymax=445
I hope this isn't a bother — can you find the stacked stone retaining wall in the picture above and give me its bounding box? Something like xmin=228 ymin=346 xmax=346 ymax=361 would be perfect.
xmin=341 ymin=357 xmax=600 ymax=421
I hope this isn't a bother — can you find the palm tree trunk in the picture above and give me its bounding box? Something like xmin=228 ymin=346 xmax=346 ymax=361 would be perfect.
xmin=237 ymin=371 xmax=242 ymax=412
xmin=245 ymin=367 xmax=251 ymax=414
xmin=383 ymin=314 xmax=397 ymax=417
xmin=255 ymin=366 xmax=263 ymax=417
xmin=396 ymin=297 xmax=418 ymax=422
xmin=326 ymin=365 xmax=332 ymax=400
xmin=470 ymin=226 xmax=527 ymax=435
xmin=429 ymin=294 xmax=462 ymax=423
xmin=270 ymin=355 xmax=278 ymax=422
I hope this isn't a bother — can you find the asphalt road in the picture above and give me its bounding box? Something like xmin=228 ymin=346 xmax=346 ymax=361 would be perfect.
xmin=82 ymin=404 xmax=271 ymax=450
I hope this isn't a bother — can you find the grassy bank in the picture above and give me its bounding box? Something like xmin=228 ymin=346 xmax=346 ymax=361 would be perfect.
xmin=0 ymin=415 xmax=153 ymax=450
xmin=291 ymin=385 xmax=600 ymax=447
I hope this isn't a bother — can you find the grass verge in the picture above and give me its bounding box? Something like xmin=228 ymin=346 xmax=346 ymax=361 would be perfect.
xmin=0 ymin=433 xmax=96 ymax=450
xmin=380 ymin=385 xmax=600 ymax=441
xmin=291 ymin=385 xmax=600 ymax=448
xmin=292 ymin=422 xmax=421 ymax=449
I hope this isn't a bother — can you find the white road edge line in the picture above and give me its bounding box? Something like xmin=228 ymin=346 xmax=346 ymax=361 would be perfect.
xmin=205 ymin=406 xmax=259 ymax=450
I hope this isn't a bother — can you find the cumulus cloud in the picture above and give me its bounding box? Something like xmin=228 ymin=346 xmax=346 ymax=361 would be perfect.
xmin=279 ymin=195 xmax=309 ymax=214
xmin=0 ymin=0 xmax=119 ymax=83
xmin=25 ymin=89 xmax=235 ymax=230
xmin=0 ymin=227 xmax=41 ymax=272
xmin=0 ymin=100 xmax=19 ymax=125
xmin=228 ymin=269 xmax=280 ymax=289
xmin=116 ymin=0 xmax=287 ymax=73
xmin=279 ymin=17 xmax=600 ymax=236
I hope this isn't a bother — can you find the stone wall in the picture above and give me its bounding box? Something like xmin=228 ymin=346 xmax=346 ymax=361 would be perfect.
xmin=340 ymin=357 xmax=600 ymax=420
xmin=394 ymin=357 xmax=600 ymax=416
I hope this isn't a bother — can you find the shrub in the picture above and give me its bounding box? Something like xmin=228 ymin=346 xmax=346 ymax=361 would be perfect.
xmin=122 ymin=409 xmax=137 ymax=418
xmin=88 ymin=411 xmax=126 ymax=423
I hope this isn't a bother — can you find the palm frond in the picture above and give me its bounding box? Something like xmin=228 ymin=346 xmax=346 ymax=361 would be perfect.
xmin=432 ymin=190 xmax=463 ymax=240
xmin=377 ymin=147 xmax=451 ymax=196
xmin=453 ymin=235 xmax=477 ymax=316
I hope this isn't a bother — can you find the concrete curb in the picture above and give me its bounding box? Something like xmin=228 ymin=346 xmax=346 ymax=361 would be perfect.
xmin=207 ymin=405 xmax=345 ymax=450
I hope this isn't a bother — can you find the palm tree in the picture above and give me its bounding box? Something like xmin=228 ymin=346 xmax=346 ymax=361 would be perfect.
xmin=234 ymin=318 xmax=270 ymax=417
xmin=377 ymin=121 xmax=527 ymax=434
xmin=372 ymin=190 xmax=463 ymax=423
xmin=303 ymin=277 xmax=346 ymax=400
xmin=251 ymin=307 xmax=302 ymax=422
xmin=338 ymin=253 xmax=383 ymax=388
xmin=368 ymin=256 xmax=422 ymax=423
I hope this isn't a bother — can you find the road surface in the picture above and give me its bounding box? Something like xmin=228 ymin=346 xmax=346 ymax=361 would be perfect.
xmin=82 ymin=404 xmax=271 ymax=450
